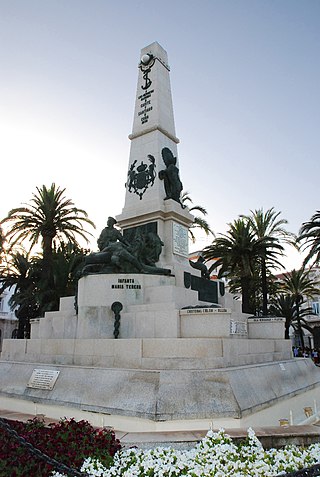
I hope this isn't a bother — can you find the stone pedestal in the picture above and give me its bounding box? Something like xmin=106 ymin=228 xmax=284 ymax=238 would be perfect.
xmin=248 ymin=316 xmax=286 ymax=339
xmin=29 ymin=274 xmax=227 ymax=341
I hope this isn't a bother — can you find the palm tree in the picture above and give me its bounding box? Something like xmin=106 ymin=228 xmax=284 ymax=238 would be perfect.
xmin=228 ymin=262 xmax=280 ymax=316
xmin=298 ymin=211 xmax=320 ymax=266
xmin=280 ymin=268 xmax=320 ymax=349
xmin=1 ymin=184 xmax=95 ymax=311
xmin=48 ymin=243 xmax=89 ymax=311
xmin=0 ymin=226 xmax=4 ymax=254
xmin=1 ymin=241 xmax=89 ymax=324
xmin=0 ymin=251 xmax=40 ymax=338
xmin=269 ymin=293 xmax=315 ymax=339
xmin=242 ymin=208 xmax=294 ymax=315
xmin=0 ymin=227 xmax=5 ymax=264
xmin=203 ymin=218 xmax=274 ymax=314
xmin=181 ymin=191 xmax=214 ymax=243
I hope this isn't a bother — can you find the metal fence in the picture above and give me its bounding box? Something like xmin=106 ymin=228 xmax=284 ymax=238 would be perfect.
xmin=0 ymin=417 xmax=88 ymax=476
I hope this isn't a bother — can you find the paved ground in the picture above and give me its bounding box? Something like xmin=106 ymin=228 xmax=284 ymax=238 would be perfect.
xmin=1 ymin=408 xmax=320 ymax=449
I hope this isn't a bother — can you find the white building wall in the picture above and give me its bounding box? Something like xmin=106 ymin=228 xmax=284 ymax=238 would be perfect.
xmin=0 ymin=284 xmax=18 ymax=347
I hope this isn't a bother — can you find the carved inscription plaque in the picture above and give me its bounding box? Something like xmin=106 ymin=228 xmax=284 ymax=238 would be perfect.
xmin=183 ymin=308 xmax=229 ymax=314
xmin=172 ymin=222 xmax=188 ymax=257
xmin=27 ymin=369 xmax=60 ymax=390
xmin=250 ymin=317 xmax=284 ymax=322
xmin=230 ymin=321 xmax=248 ymax=335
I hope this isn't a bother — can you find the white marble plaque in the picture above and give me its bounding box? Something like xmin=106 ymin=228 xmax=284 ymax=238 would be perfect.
xmin=230 ymin=321 xmax=248 ymax=335
xmin=172 ymin=222 xmax=188 ymax=257
xmin=250 ymin=317 xmax=284 ymax=322
xmin=27 ymin=369 xmax=60 ymax=390
xmin=181 ymin=308 xmax=229 ymax=315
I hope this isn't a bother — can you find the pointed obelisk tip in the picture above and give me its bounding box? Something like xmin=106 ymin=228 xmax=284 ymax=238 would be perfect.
xmin=142 ymin=41 xmax=166 ymax=52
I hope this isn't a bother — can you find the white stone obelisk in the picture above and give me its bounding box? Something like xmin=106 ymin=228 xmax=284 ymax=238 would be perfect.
xmin=117 ymin=42 xmax=194 ymax=277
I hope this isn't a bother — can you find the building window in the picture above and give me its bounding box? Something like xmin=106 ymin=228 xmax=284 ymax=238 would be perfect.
xmin=312 ymin=302 xmax=320 ymax=316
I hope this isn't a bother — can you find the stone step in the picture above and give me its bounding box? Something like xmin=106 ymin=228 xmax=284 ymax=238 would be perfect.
xmin=1 ymin=407 xmax=319 ymax=449
xmin=0 ymin=337 xmax=292 ymax=369
xmin=119 ymin=425 xmax=320 ymax=450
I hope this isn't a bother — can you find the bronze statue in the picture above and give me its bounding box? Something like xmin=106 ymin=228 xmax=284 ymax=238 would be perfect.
xmin=143 ymin=231 xmax=164 ymax=266
xmin=189 ymin=255 xmax=211 ymax=279
xmin=82 ymin=219 xmax=170 ymax=276
xmin=97 ymin=217 xmax=128 ymax=251
xmin=159 ymin=147 xmax=183 ymax=205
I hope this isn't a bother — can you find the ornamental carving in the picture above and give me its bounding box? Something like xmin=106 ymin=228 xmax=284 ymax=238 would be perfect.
xmin=126 ymin=155 xmax=156 ymax=199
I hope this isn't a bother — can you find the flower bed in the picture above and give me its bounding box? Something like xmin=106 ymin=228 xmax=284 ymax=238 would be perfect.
xmin=3 ymin=417 xmax=320 ymax=477
xmin=53 ymin=428 xmax=320 ymax=477
xmin=0 ymin=417 xmax=121 ymax=477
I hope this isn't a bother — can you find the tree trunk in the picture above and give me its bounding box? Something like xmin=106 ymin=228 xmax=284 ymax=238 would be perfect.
xmin=17 ymin=315 xmax=25 ymax=339
xmin=261 ymin=257 xmax=268 ymax=316
xmin=284 ymin=320 xmax=290 ymax=339
xmin=40 ymin=233 xmax=55 ymax=314
xmin=42 ymin=234 xmax=54 ymax=279
xmin=241 ymin=275 xmax=253 ymax=314
xmin=295 ymin=298 xmax=305 ymax=350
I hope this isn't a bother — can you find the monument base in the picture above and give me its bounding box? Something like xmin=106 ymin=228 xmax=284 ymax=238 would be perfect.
xmin=1 ymin=275 xmax=317 ymax=431
xmin=0 ymin=359 xmax=319 ymax=431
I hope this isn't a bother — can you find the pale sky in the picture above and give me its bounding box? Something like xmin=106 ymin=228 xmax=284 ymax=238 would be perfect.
xmin=1 ymin=0 xmax=319 ymax=270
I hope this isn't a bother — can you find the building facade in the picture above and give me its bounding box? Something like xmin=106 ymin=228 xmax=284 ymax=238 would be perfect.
xmin=0 ymin=284 xmax=18 ymax=349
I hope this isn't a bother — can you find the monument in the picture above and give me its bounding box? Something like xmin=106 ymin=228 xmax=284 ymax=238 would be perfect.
xmin=0 ymin=42 xmax=319 ymax=431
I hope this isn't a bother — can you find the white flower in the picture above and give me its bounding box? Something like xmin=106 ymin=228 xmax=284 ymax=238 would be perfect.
xmin=50 ymin=427 xmax=320 ymax=477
